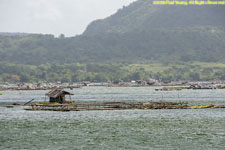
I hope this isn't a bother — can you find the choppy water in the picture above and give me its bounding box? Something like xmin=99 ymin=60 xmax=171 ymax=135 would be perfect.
xmin=1 ymin=87 xmax=225 ymax=149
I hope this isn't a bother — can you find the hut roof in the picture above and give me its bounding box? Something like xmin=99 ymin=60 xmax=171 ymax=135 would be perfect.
xmin=45 ymin=89 xmax=74 ymax=98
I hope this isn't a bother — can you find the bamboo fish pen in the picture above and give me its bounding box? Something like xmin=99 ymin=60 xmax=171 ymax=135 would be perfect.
xmin=25 ymin=101 xmax=225 ymax=112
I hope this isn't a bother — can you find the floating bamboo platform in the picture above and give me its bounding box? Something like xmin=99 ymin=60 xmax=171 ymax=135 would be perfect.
xmin=24 ymin=102 xmax=225 ymax=112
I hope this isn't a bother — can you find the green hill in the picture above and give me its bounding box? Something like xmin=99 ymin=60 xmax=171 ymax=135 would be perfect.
xmin=0 ymin=0 xmax=225 ymax=65
xmin=84 ymin=0 xmax=225 ymax=35
xmin=83 ymin=0 xmax=225 ymax=63
xmin=0 ymin=0 xmax=225 ymax=82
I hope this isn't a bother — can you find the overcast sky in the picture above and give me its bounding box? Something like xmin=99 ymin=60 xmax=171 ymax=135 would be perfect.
xmin=0 ymin=0 xmax=136 ymax=37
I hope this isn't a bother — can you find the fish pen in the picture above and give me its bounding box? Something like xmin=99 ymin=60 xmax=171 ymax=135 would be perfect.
xmin=28 ymin=101 xmax=190 ymax=111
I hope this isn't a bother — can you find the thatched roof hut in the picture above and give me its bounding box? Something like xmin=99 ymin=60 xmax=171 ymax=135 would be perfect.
xmin=46 ymin=89 xmax=74 ymax=104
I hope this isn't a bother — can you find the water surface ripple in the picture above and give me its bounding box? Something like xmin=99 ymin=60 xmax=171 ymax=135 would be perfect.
xmin=0 ymin=87 xmax=225 ymax=149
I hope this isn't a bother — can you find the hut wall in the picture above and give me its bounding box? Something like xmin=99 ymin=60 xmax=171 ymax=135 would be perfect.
xmin=49 ymin=95 xmax=66 ymax=104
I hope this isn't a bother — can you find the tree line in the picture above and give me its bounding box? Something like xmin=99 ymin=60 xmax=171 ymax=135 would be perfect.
xmin=1 ymin=62 xmax=225 ymax=83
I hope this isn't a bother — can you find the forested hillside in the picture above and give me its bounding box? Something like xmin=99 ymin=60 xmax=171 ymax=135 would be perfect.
xmin=0 ymin=0 xmax=225 ymax=82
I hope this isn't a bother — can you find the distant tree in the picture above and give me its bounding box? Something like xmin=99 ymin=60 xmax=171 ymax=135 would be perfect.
xmin=189 ymin=72 xmax=200 ymax=81
xmin=71 ymin=71 xmax=85 ymax=82
xmin=11 ymin=74 xmax=20 ymax=82
xmin=20 ymin=73 xmax=30 ymax=82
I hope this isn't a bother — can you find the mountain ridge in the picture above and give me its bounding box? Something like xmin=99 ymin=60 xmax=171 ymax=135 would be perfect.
xmin=0 ymin=0 xmax=225 ymax=65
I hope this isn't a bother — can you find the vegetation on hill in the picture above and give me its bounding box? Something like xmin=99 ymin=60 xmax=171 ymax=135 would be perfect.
xmin=0 ymin=0 xmax=225 ymax=82
xmin=1 ymin=62 xmax=225 ymax=83
xmin=1 ymin=26 xmax=225 ymax=65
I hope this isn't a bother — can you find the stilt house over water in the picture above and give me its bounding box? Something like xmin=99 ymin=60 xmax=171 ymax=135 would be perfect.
xmin=45 ymin=89 xmax=74 ymax=104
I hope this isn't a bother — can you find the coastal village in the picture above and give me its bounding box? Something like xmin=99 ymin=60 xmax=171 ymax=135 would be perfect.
xmin=1 ymin=80 xmax=225 ymax=91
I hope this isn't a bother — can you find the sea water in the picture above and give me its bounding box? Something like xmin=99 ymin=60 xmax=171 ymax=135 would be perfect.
xmin=0 ymin=87 xmax=225 ymax=149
